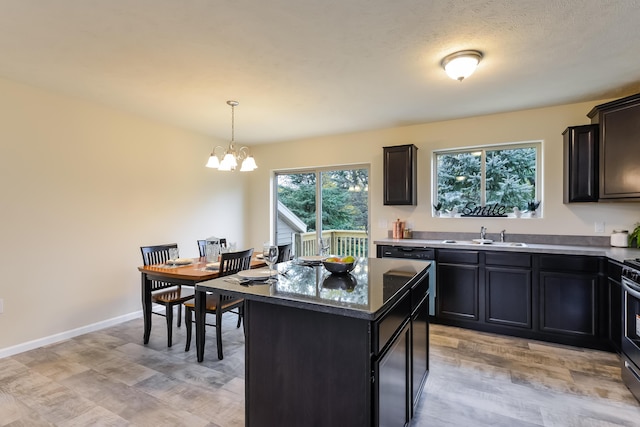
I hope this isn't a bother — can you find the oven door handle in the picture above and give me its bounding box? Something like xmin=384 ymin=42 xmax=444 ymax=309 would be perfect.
xmin=622 ymin=277 xmax=640 ymax=300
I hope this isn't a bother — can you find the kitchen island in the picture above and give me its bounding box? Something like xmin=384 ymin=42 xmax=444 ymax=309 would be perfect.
xmin=195 ymin=257 xmax=433 ymax=427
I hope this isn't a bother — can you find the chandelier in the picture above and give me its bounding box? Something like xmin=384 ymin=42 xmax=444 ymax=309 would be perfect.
xmin=206 ymin=100 xmax=258 ymax=171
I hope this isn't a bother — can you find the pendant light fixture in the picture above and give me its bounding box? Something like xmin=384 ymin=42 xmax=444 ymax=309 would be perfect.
xmin=441 ymin=50 xmax=483 ymax=81
xmin=206 ymin=100 xmax=258 ymax=172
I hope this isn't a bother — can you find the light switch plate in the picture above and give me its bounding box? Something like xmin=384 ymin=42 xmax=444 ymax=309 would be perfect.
xmin=595 ymin=221 xmax=605 ymax=233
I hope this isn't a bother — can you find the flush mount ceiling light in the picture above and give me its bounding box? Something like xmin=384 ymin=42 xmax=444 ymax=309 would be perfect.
xmin=206 ymin=100 xmax=258 ymax=172
xmin=441 ymin=50 xmax=483 ymax=82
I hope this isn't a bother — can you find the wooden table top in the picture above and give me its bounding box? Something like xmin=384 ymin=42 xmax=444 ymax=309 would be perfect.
xmin=138 ymin=256 xmax=266 ymax=281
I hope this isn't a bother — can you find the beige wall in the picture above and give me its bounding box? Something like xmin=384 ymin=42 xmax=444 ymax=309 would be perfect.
xmin=0 ymin=77 xmax=250 ymax=351
xmin=2 ymin=75 xmax=639 ymax=354
xmin=246 ymin=99 xmax=640 ymax=251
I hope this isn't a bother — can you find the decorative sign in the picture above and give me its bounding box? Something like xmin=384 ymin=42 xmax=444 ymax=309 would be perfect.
xmin=461 ymin=202 xmax=508 ymax=217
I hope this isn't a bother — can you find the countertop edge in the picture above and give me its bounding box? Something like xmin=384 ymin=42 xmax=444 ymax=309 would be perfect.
xmin=195 ymin=259 xmax=433 ymax=320
xmin=374 ymin=239 xmax=640 ymax=263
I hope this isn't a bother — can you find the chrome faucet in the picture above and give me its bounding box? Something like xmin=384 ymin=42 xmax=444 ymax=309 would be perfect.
xmin=480 ymin=226 xmax=487 ymax=240
xmin=500 ymin=229 xmax=506 ymax=242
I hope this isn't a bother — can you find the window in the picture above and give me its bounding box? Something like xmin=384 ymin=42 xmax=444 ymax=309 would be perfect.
xmin=434 ymin=142 xmax=540 ymax=217
xmin=275 ymin=166 xmax=369 ymax=257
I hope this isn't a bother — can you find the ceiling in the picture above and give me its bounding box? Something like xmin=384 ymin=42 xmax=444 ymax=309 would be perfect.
xmin=1 ymin=0 xmax=640 ymax=144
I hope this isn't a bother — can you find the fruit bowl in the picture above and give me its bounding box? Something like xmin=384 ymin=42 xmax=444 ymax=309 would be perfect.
xmin=322 ymin=256 xmax=356 ymax=274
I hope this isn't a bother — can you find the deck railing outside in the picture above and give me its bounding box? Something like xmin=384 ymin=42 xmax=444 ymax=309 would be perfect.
xmin=295 ymin=230 xmax=369 ymax=258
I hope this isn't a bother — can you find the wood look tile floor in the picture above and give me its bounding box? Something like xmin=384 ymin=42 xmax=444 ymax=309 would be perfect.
xmin=1 ymin=314 xmax=639 ymax=426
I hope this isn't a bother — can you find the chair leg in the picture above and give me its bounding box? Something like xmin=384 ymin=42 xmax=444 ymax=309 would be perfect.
xmin=236 ymin=304 xmax=243 ymax=328
xmin=166 ymin=304 xmax=173 ymax=348
xmin=177 ymin=302 xmax=182 ymax=327
xmin=184 ymin=306 xmax=192 ymax=352
xmin=216 ymin=295 xmax=224 ymax=360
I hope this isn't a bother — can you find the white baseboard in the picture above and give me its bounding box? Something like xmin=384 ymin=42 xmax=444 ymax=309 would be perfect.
xmin=0 ymin=310 xmax=143 ymax=359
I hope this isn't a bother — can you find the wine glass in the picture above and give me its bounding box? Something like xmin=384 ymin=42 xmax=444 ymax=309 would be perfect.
xmin=318 ymin=237 xmax=330 ymax=257
xmin=262 ymin=242 xmax=279 ymax=284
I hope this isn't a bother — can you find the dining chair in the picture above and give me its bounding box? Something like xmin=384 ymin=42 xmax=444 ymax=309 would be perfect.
xmin=140 ymin=243 xmax=195 ymax=347
xmin=197 ymin=238 xmax=228 ymax=257
xmin=277 ymin=243 xmax=292 ymax=263
xmin=184 ymin=247 xmax=254 ymax=359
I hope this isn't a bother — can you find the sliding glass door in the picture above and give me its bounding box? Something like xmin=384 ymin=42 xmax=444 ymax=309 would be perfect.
xmin=275 ymin=165 xmax=369 ymax=258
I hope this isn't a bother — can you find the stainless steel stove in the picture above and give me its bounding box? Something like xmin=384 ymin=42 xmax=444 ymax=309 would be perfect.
xmin=621 ymin=259 xmax=640 ymax=402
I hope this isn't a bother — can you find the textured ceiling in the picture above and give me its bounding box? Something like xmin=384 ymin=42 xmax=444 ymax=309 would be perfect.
xmin=1 ymin=0 xmax=640 ymax=144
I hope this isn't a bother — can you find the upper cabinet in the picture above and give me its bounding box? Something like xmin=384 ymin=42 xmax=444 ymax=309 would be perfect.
xmin=588 ymin=93 xmax=640 ymax=201
xmin=383 ymin=144 xmax=417 ymax=205
xmin=563 ymin=124 xmax=599 ymax=203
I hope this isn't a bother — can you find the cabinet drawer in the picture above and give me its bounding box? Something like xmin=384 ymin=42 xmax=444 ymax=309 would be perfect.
xmin=485 ymin=251 xmax=531 ymax=268
xmin=437 ymin=249 xmax=479 ymax=264
xmin=374 ymin=291 xmax=411 ymax=355
xmin=539 ymin=254 xmax=601 ymax=273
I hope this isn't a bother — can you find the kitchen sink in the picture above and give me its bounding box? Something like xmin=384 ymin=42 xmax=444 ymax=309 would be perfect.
xmin=441 ymin=240 xmax=527 ymax=247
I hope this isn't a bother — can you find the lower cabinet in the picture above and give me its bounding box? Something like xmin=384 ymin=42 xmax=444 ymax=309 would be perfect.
xmin=607 ymin=260 xmax=623 ymax=353
xmin=485 ymin=266 xmax=532 ymax=328
xmin=373 ymin=270 xmax=431 ymax=427
xmin=437 ymin=250 xmax=479 ymax=321
xmin=539 ymin=271 xmax=597 ymax=336
xmin=375 ymin=322 xmax=410 ymax=427
xmin=411 ymin=294 xmax=430 ymax=412
xmin=433 ymin=248 xmax=608 ymax=350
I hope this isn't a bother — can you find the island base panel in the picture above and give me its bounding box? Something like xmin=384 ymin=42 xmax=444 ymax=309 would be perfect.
xmin=245 ymin=300 xmax=371 ymax=427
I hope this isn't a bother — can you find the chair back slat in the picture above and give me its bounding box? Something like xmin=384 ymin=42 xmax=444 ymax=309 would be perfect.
xmin=141 ymin=243 xmax=179 ymax=292
xmin=219 ymin=248 xmax=254 ymax=277
xmin=277 ymin=244 xmax=292 ymax=263
xmin=141 ymin=243 xmax=178 ymax=266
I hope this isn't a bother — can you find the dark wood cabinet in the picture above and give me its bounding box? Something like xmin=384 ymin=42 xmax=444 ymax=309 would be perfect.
xmin=607 ymin=260 xmax=623 ymax=353
xmin=436 ymin=249 xmax=480 ymax=321
xmin=539 ymin=271 xmax=598 ymax=337
xmin=411 ymin=290 xmax=429 ymax=413
xmin=588 ymin=92 xmax=640 ymax=201
xmin=538 ymin=254 xmax=605 ymax=347
xmin=383 ymin=144 xmax=417 ymax=205
xmin=485 ymin=266 xmax=532 ymax=329
xmin=563 ymin=124 xmax=599 ymax=203
xmin=375 ymin=322 xmax=410 ymax=427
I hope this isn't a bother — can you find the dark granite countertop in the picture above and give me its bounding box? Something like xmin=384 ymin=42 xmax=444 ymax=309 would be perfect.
xmin=196 ymin=257 xmax=432 ymax=320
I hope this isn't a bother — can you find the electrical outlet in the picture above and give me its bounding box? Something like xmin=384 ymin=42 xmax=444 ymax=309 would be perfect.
xmin=595 ymin=221 xmax=605 ymax=233
xmin=0 ymin=298 xmax=3 ymax=314
xmin=378 ymin=219 xmax=388 ymax=229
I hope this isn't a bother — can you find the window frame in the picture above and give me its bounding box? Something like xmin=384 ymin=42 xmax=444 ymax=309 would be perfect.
xmin=432 ymin=140 xmax=542 ymax=218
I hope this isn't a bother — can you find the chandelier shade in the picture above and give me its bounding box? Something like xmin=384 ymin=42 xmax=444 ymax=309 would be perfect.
xmin=206 ymin=100 xmax=258 ymax=172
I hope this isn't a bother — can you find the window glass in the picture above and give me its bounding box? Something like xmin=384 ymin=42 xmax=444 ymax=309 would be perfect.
xmin=435 ymin=143 xmax=539 ymax=217
xmin=275 ymin=166 xmax=369 ymax=257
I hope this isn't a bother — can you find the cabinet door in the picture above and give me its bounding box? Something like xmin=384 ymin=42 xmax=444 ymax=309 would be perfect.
xmin=411 ymin=297 xmax=429 ymax=411
xmin=383 ymin=144 xmax=417 ymax=205
xmin=437 ymin=263 xmax=479 ymax=321
xmin=539 ymin=271 xmax=598 ymax=337
xmin=563 ymin=124 xmax=599 ymax=203
xmin=608 ymin=260 xmax=623 ymax=353
xmin=594 ymin=95 xmax=640 ymax=200
xmin=485 ymin=266 xmax=532 ymax=329
xmin=376 ymin=322 xmax=410 ymax=427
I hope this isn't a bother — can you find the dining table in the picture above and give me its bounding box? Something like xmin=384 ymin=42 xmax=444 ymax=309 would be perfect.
xmin=137 ymin=255 xmax=266 ymax=345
